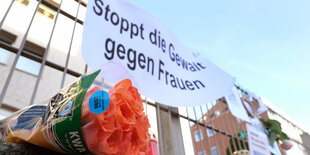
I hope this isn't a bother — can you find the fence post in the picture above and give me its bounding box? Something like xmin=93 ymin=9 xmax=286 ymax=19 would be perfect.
xmin=157 ymin=104 xmax=185 ymax=155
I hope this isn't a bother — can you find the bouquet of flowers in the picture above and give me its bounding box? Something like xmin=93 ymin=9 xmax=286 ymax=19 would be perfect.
xmin=0 ymin=70 xmax=150 ymax=154
xmin=81 ymin=79 xmax=150 ymax=154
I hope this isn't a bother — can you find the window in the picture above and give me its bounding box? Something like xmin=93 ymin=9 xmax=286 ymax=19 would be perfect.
xmin=224 ymin=107 xmax=229 ymax=112
xmin=24 ymin=41 xmax=45 ymax=57
xmin=210 ymin=146 xmax=219 ymax=155
xmin=45 ymin=0 xmax=61 ymax=7
xmin=203 ymin=116 xmax=207 ymax=120
xmin=14 ymin=40 xmax=45 ymax=76
xmin=0 ymin=30 xmax=17 ymax=44
xmin=210 ymin=113 xmax=215 ymax=118
xmin=0 ymin=30 xmax=16 ymax=65
xmin=16 ymin=0 xmax=30 ymax=6
xmin=194 ymin=130 xmax=203 ymax=142
xmin=0 ymin=48 xmax=10 ymax=64
xmin=16 ymin=56 xmax=41 ymax=76
xmin=206 ymin=128 xmax=215 ymax=137
xmin=214 ymin=110 xmax=220 ymax=116
xmin=38 ymin=3 xmax=56 ymax=19
xmin=198 ymin=150 xmax=206 ymax=155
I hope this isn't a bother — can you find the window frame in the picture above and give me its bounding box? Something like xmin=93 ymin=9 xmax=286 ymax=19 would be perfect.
xmin=210 ymin=146 xmax=219 ymax=155
xmin=0 ymin=47 xmax=10 ymax=65
xmin=198 ymin=150 xmax=206 ymax=155
xmin=206 ymin=128 xmax=215 ymax=137
xmin=194 ymin=129 xmax=203 ymax=142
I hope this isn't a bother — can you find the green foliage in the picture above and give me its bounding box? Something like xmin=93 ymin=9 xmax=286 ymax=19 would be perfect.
xmin=269 ymin=132 xmax=278 ymax=147
xmin=260 ymin=119 xmax=290 ymax=146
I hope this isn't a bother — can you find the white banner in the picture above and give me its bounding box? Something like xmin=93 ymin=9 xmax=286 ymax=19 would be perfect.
xmin=225 ymin=87 xmax=250 ymax=122
xmin=82 ymin=0 xmax=235 ymax=107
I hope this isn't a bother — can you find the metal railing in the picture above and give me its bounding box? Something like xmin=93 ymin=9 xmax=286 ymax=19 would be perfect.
xmin=0 ymin=0 xmax=309 ymax=155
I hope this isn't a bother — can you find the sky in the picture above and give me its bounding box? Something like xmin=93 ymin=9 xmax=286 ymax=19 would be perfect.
xmin=124 ymin=0 xmax=310 ymax=132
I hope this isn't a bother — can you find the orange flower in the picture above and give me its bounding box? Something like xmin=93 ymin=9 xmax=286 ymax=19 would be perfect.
xmin=115 ymin=101 xmax=136 ymax=131
xmin=81 ymin=79 xmax=150 ymax=155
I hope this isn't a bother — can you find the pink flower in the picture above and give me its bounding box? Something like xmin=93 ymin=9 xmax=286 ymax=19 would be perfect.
xmin=281 ymin=140 xmax=293 ymax=150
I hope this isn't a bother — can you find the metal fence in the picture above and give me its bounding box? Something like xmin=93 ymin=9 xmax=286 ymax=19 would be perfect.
xmin=0 ymin=0 xmax=309 ymax=155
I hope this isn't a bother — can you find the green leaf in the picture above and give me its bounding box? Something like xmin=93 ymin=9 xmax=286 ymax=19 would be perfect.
xmin=269 ymin=120 xmax=281 ymax=127
xmin=269 ymin=132 xmax=277 ymax=146
xmin=260 ymin=119 xmax=272 ymax=128
xmin=279 ymin=132 xmax=289 ymax=140
xmin=270 ymin=123 xmax=282 ymax=133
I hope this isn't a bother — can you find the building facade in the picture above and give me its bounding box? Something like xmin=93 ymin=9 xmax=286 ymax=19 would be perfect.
xmin=0 ymin=0 xmax=87 ymax=118
xmin=190 ymin=91 xmax=310 ymax=155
